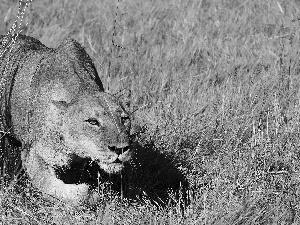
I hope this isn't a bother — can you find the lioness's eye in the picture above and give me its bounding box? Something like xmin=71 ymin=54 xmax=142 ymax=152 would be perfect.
xmin=121 ymin=115 xmax=130 ymax=125
xmin=86 ymin=118 xmax=100 ymax=126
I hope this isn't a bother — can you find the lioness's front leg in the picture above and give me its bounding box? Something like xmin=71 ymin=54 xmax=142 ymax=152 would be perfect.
xmin=22 ymin=145 xmax=91 ymax=205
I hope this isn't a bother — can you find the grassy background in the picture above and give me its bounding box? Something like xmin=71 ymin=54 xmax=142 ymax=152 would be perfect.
xmin=2 ymin=0 xmax=300 ymax=224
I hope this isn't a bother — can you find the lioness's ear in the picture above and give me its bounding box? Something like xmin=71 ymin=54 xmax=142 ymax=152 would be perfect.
xmin=51 ymin=100 xmax=69 ymax=110
xmin=57 ymin=38 xmax=105 ymax=91
xmin=51 ymin=83 xmax=73 ymax=110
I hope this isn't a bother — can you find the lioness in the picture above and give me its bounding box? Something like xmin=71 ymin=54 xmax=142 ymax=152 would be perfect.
xmin=0 ymin=34 xmax=131 ymax=205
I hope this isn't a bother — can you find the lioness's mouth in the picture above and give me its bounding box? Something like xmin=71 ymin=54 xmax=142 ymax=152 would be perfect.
xmin=95 ymin=157 xmax=123 ymax=167
xmin=108 ymin=145 xmax=130 ymax=155
xmin=113 ymin=158 xmax=122 ymax=164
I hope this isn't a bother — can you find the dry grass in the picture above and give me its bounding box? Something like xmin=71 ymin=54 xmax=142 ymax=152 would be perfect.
xmin=2 ymin=0 xmax=300 ymax=224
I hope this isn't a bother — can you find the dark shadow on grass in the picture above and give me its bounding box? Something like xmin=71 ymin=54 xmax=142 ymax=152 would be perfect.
xmin=123 ymin=141 xmax=190 ymax=208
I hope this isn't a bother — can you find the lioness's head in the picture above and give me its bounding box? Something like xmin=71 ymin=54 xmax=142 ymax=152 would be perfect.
xmin=50 ymin=91 xmax=131 ymax=174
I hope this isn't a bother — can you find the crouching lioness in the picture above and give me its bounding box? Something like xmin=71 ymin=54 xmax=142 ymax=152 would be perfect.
xmin=0 ymin=34 xmax=131 ymax=205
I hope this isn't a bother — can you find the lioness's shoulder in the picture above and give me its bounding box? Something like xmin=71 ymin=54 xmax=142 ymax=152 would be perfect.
xmin=0 ymin=34 xmax=48 ymax=55
xmin=0 ymin=34 xmax=49 ymax=78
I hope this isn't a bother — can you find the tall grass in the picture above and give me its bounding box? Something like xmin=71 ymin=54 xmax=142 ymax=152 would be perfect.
xmin=1 ymin=0 xmax=300 ymax=224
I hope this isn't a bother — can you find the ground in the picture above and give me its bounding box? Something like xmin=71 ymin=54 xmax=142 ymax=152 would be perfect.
xmin=1 ymin=0 xmax=300 ymax=224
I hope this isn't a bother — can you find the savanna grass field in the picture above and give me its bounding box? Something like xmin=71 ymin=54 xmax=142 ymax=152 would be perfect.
xmin=2 ymin=0 xmax=300 ymax=224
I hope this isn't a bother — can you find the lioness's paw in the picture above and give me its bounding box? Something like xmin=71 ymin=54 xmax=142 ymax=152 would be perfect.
xmin=63 ymin=183 xmax=90 ymax=203
xmin=88 ymin=190 xmax=101 ymax=205
xmin=47 ymin=178 xmax=90 ymax=204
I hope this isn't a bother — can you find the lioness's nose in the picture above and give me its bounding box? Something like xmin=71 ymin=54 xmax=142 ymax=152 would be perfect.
xmin=108 ymin=145 xmax=130 ymax=155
